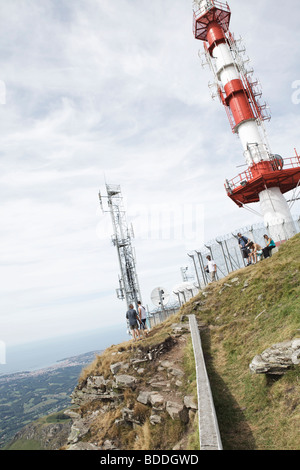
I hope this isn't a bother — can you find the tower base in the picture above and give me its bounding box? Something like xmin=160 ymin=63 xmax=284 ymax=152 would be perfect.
xmin=259 ymin=187 xmax=297 ymax=241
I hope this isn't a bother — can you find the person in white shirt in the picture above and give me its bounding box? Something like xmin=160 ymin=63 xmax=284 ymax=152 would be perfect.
xmin=205 ymin=255 xmax=217 ymax=282
xmin=137 ymin=301 xmax=148 ymax=336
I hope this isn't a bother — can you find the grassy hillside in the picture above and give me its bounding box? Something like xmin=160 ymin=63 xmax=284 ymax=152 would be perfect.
xmin=10 ymin=234 xmax=298 ymax=451
xmin=4 ymin=411 xmax=71 ymax=450
xmin=74 ymin=234 xmax=299 ymax=450
xmin=180 ymin=233 xmax=300 ymax=450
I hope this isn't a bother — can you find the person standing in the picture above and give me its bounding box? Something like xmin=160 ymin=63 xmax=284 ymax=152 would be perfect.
xmin=126 ymin=304 xmax=141 ymax=341
xmin=137 ymin=301 xmax=149 ymax=335
xmin=205 ymin=255 xmax=217 ymax=282
xmin=237 ymin=232 xmax=251 ymax=266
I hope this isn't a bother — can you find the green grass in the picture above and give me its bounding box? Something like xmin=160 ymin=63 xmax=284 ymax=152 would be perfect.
xmin=181 ymin=233 xmax=300 ymax=450
xmin=67 ymin=234 xmax=300 ymax=451
xmin=6 ymin=439 xmax=43 ymax=451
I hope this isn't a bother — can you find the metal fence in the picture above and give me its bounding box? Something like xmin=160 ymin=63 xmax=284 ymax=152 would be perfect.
xmin=147 ymin=306 xmax=180 ymax=329
xmin=141 ymin=216 xmax=300 ymax=329
xmin=188 ymin=216 xmax=300 ymax=289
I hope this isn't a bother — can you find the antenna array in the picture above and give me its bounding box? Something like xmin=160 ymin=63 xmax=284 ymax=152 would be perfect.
xmin=99 ymin=184 xmax=142 ymax=310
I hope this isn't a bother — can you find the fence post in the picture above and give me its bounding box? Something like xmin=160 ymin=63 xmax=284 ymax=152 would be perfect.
xmin=188 ymin=252 xmax=202 ymax=289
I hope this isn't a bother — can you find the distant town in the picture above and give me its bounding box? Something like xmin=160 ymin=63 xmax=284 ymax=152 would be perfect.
xmin=0 ymin=350 xmax=102 ymax=448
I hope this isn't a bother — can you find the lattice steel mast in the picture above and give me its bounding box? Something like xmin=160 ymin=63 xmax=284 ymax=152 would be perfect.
xmin=98 ymin=184 xmax=142 ymax=310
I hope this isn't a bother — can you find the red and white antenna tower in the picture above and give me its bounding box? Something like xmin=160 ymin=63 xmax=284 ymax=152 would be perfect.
xmin=193 ymin=0 xmax=300 ymax=240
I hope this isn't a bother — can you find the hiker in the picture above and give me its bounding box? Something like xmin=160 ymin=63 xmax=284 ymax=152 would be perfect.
xmin=248 ymin=241 xmax=263 ymax=264
xmin=137 ymin=301 xmax=148 ymax=336
xmin=237 ymin=232 xmax=251 ymax=266
xmin=205 ymin=255 xmax=217 ymax=282
xmin=262 ymin=234 xmax=276 ymax=258
xmin=126 ymin=304 xmax=142 ymax=341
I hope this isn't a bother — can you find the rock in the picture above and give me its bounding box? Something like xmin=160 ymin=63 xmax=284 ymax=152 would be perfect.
xmin=166 ymin=401 xmax=189 ymax=423
xmin=160 ymin=360 xmax=173 ymax=369
xmin=150 ymin=414 xmax=162 ymax=425
xmin=86 ymin=375 xmax=107 ymax=390
xmin=64 ymin=409 xmax=81 ymax=420
xmin=103 ymin=439 xmax=118 ymax=450
xmin=121 ymin=407 xmax=141 ymax=425
xmin=230 ymin=277 xmax=239 ymax=283
xmin=171 ymin=323 xmax=190 ymax=334
xmin=115 ymin=374 xmax=137 ymax=388
xmin=149 ymin=393 xmax=165 ymax=408
xmin=137 ymin=391 xmax=152 ymax=405
xmin=150 ymin=380 xmax=169 ymax=390
xmin=169 ymin=367 xmax=184 ymax=378
xmin=68 ymin=419 xmax=91 ymax=444
xmin=249 ymin=339 xmax=300 ymax=375
xmin=184 ymin=395 xmax=198 ymax=410
xmin=110 ymin=362 xmax=123 ymax=375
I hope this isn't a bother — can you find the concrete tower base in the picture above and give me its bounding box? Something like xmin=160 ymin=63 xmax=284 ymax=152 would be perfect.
xmin=259 ymin=187 xmax=297 ymax=241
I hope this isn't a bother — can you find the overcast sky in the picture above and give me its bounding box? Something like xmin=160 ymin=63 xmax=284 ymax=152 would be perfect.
xmin=1 ymin=0 xmax=300 ymax=346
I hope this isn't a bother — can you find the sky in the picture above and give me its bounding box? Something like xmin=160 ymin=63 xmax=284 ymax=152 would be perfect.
xmin=0 ymin=0 xmax=300 ymax=346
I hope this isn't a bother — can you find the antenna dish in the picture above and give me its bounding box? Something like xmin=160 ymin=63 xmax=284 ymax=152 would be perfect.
xmin=150 ymin=287 xmax=170 ymax=307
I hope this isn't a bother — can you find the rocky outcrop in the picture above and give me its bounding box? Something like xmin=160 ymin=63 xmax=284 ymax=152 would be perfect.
xmin=7 ymin=412 xmax=72 ymax=450
xmin=65 ymin=322 xmax=197 ymax=450
xmin=250 ymin=339 xmax=300 ymax=375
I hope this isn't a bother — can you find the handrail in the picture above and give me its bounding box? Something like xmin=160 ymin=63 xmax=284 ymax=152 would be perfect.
xmin=189 ymin=314 xmax=223 ymax=450
xmin=193 ymin=0 xmax=230 ymax=19
xmin=227 ymin=154 xmax=300 ymax=192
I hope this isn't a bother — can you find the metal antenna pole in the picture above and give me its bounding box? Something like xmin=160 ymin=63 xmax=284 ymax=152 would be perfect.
xmin=98 ymin=184 xmax=142 ymax=311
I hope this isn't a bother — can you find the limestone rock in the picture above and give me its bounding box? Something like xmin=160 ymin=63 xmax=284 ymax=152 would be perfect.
xmin=160 ymin=360 xmax=173 ymax=369
xmin=149 ymin=393 xmax=165 ymax=408
xmin=171 ymin=323 xmax=190 ymax=334
xmin=169 ymin=367 xmax=184 ymax=378
xmin=110 ymin=362 xmax=123 ymax=375
xmin=250 ymin=339 xmax=300 ymax=375
xmin=121 ymin=407 xmax=141 ymax=425
xmin=150 ymin=414 xmax=162 ymax=425
xmin=103 ymin=439 xmax=118 ymax=450
xmin=166 ymin=401 xmax=189 ymax=423
xmin=115 ymin=374 xmax=137 ymax=388
xmin=68 ymin=419 xmax=91 ymax=444
xmin=184 ymin=395 xmax=198 ymax=410
xmin=86 ymin=375 xmax=107 ymax=390
xmin=137 ymin=391 xmax=152 ymax=405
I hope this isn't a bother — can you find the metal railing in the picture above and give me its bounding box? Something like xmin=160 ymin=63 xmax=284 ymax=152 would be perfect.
xmin=147 ymin=306 xmax=180 ymax=329
xmin=188 ymin=216 xmax=300 ymax=288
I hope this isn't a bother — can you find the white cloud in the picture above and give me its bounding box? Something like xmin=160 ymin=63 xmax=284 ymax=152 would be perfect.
xmin=0 ymin=0 xmax=299 ymax=345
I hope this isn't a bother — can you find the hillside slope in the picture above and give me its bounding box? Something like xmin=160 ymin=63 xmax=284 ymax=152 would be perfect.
xmin=62 ymin=233 xmax=299 ymax=451
xmin=7 ymin=234 xmax=299 ymax=451
xmin=180 ymin=233 xmax=300 ymax=450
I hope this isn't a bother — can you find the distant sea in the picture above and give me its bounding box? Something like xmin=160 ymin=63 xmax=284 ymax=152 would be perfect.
xmin=0 ymin=324 xmax=129 ymax=376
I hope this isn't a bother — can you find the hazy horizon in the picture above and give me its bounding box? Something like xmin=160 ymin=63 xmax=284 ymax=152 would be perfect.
xmin=0 ymin=322 xmax=129 ymax=376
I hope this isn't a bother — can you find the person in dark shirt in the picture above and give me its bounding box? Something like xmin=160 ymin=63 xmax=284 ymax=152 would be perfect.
xmin=126 ymin=304 xmax=142 ymax=341
xmin=237 ymin=232 xmax=252 ymax=266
